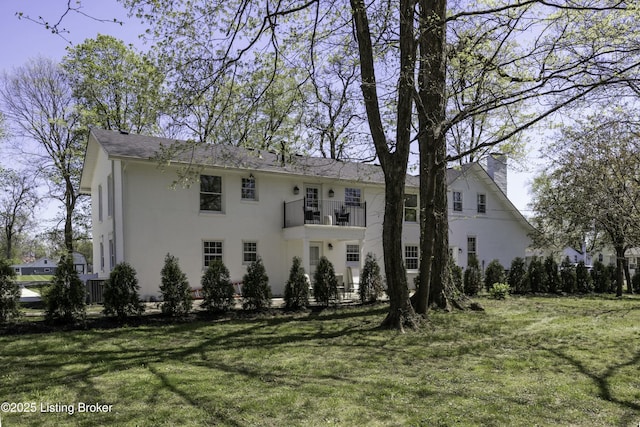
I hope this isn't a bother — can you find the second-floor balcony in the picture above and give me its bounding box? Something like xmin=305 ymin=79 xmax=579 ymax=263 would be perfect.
xmin=284 ymin=198 xmax=367 ymax=228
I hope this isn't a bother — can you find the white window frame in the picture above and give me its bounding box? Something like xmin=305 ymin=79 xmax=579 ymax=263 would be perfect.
xmin=200 ymin=175 xmax=223 ymax=212
xmin=453 ymin=191 xmax=463 ymax=212
xmin=100 ymin=241 xmax=105 ymax=271
xmin=107 ymin=174 xmax=114 ymax=217
xmin=345 ymin=188 xmax=362 ymax=207
xmin=241 ymin=176 xmax=257 ymax=201
xmin=346 ymin=244 xmax=360 ymax=263
xmin=203 ymin=240 xmax=223 ymax=268
xmin=109 ymin=239 xmax=115 ymax=270
xmin=98 ymin=184 xmax=103 ymax=222
xmin=405 ymin=245 xmax=419 ymax=270
xmin=242 ymin=241 xmax=258 ymax=264
xmin=467 ymin=236 xmax=477 ymax=261
xmin=477 ymin=193 xmax=486 ymax=214
xmin=404 ymin=194 xmax=418 ymax=222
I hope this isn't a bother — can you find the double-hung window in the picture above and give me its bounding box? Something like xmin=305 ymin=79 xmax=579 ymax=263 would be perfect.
xmin=405 ymin=245 xmax=419 ymax=270
xmin=200 ymin=175 xmax=223 ymax=212
xmin=241 ymin=176 xmax=256 ymax=201
xmin=204 ymin=241 xmax=223 ymax=267
xmin=404 ymin=194 xmax=418 ymax=222
xmin=345 ymin=188 xmax=361 ymax=207
xmin=346 ymin=244 xmax=360 ymax=263
xmin=243 ymin=241 xmax=258 ymax=264
xmin=453 ymin=191 xmax=463 ymax=212
xmin=477 ymin=194 xmax=486 ymax=214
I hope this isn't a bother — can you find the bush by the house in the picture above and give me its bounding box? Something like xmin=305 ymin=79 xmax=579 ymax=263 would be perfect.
xmin=489 ymin=282 xmax=510 ymax=300
xmin=527 ymin=257 xmax=544 ymax=293
xmin=242 ymin=258 xmax=272 ymax=310
xmin=543 ymin=256 xmax=560 ymax=294
xmin=632 ymin=269 xmax=640 ymax=293
xmin=591 ymin=261 xmax=611 ymax=293
xmin=0 ymin=260 xmax=20 ymax=323
xmin=508 ymin=257 xmax=528 ymax=294
xmin=463 ymin=254 xmax=482 ymax=296
xmin=576 ymin=260 xmax=593 ymax=293
xmin=559 ymin=257 xmax=577 ymax=294
xmin=201 ymin=260 xmax=235 ymax=313
xmin=484 ymin=259 xmax=505 ymax=292
xmin=103 ymin=262 xmax=145 ymax=319
xmin=160 ymin=253 xmax=192 ymax=316
xmin=284 ymin=257 xmax=309 ymax=310
xmin=44 ymin=255 xmax=86 ymax=324
xmin=359 ymin=253 xmax=384 ymax=303
xmin=313 ymin=256 xmax=339 ymax=307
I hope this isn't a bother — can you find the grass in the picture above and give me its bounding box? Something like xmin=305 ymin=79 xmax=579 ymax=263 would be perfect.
xmin=1 ymin=295 xmax=639 ymax=426
xmin=15 ymin=275 xmax=53 ymax=283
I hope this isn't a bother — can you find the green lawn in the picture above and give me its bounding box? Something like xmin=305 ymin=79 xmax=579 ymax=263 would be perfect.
xmin=1 ymin=295 xmax=639 ymax=426
xmin=15 ymin=275 xmax=53 ymax=283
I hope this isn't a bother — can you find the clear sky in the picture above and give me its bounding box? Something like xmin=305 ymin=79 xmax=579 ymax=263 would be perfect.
xmin=0 ymin=0 xmax=537 ymax=216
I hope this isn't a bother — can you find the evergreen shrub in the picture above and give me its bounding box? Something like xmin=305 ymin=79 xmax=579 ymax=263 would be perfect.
xmin=313 ymin=256 xmax=339 ymax=306
xmin=44 ymin=255 xmax=86 ymax=324
xmin=543 ymin=256 xmax=560 ymax=293
xmin=284 ymin=257 xmax=309 ymax=310
xmin=160 ymin=253 xmax=192 ymax=316
xmin=508 ymin=257 xmax=528 ymax=294
xmin=484 ymin=259 xmax=505 ymax=292
xmin=201 ymin=259 xmax=235 ymax=312
xmin=359 ymin=253 xmax=384 ymax=303
xmin=463 ymin=255 xmax=482 ymax=296
xmin=103 ymin=262 xmax=145 ymax=319
xmin=559 ymin=257 xmax=577 ymax=294
xmin=242 ymin=258 xmax=272 ymax=310
xmin=591 ymin=261 xmax=611 ymax=293
xmin=0 ymin=261 xmax=20 ymax=323
xmin=527 ymin=257 xmax=545 ymax=293
xmin=576 ymin=261 xmax=593 ymax=293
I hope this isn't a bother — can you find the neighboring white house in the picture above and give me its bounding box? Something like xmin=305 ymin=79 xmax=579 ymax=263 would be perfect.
xmin=80 ymin=129 xmax=534 ymax=299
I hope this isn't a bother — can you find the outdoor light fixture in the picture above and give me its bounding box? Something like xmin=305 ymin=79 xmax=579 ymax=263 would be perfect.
xmin=293 ymin=185 xmax=299 ymax=195
xmin=328 ymin=189 xmax=335 ymax=198
xmin=328 ymin=243 xmax=334 ymax=250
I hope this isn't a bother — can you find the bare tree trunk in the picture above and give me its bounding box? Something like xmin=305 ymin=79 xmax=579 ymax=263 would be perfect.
xmin=623 ymin=255 xmax=633 ymax=294
xmin=615 ymin=246 xmax=625 ymax=297
xmin=350 ymin=0 xmax=419 ymax=330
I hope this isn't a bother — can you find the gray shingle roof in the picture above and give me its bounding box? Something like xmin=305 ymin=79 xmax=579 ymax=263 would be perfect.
xmin=89 ymin=128 xmax=420 ymax=187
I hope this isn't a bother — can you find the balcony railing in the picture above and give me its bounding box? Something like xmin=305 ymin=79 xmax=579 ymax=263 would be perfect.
xmin=284 ymin=198 xmax=366 ymax=228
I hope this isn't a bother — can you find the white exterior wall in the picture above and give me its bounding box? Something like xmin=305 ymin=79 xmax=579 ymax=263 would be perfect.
xmin=114 ymin=161 xmax=399 ymax=298
xmin=448 ymin=170 xmax=532 ymax=271
xmin=90 ymin=147 xmax=117 ymax=279
xmin=85 ymin=139 xmax=532 ymax=298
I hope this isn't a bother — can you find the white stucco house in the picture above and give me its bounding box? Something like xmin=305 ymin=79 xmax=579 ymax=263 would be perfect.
xmin=80 ymin=129 xmax=534 ymax=299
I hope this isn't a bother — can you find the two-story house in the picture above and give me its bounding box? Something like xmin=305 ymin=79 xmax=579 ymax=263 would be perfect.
xmin=80 ymin=129 xmax=533 ymax=299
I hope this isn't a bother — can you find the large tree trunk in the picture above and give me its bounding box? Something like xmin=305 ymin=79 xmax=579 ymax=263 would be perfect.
xmin=350 ymin=0 xmax=419 ymax=330
xmin=380 ymin=172 xmax=420 ymax=331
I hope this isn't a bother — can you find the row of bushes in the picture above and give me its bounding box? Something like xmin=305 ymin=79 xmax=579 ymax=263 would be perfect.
xmin=461 ymin=255 xmax=640 ymax=297
xmin=0 ymin=252 xmax=387 ymax=324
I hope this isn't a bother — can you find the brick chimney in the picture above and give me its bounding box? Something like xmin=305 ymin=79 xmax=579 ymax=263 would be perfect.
xmin=486 ymin=153 xmax=507 ymax=194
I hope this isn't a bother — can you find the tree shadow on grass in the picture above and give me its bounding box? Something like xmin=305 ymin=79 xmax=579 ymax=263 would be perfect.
xmin=546 ymin=347 xmax=640 ymax=419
